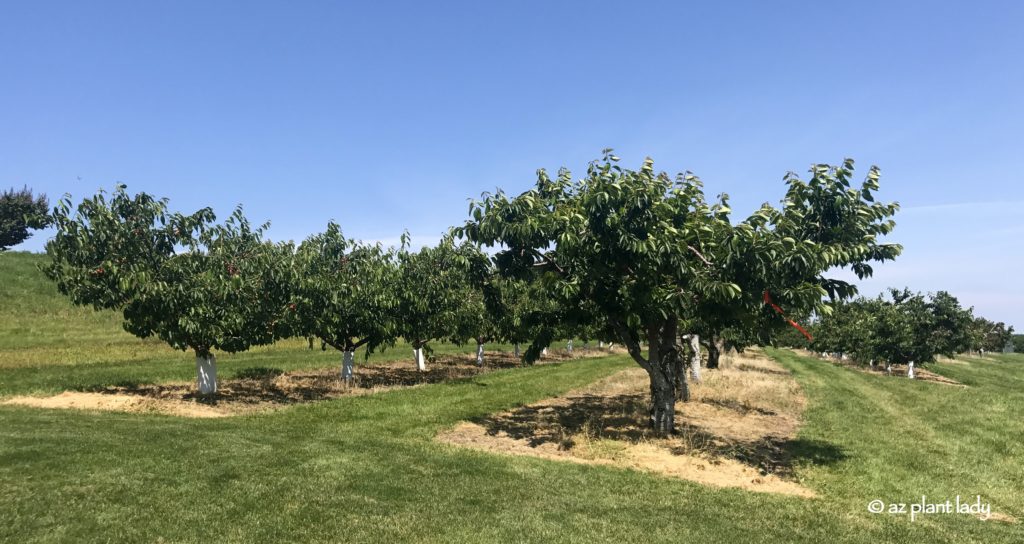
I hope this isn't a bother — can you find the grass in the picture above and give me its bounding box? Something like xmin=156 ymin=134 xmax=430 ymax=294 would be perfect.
xmin=2 ymin=251 xmax=1023 ymax=542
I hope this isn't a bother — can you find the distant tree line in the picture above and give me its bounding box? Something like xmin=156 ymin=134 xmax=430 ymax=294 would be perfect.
xmin=780 ymin=288 xmax=1014 ymax=372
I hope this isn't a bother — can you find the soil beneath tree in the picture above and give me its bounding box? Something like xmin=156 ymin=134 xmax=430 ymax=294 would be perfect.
xmin=438 ymin=350 xmax=819 ymax=497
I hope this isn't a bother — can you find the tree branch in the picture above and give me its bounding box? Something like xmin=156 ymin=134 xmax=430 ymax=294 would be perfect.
xmin=530 ymin=249 xmax=565 ymax=274
xmin=687 ymin=245 xmax=712 ymax=267
xmin=612 ymin=319 xmax=650 ymax=371
xmin=321 ymin=336 xmax=344 ymax=352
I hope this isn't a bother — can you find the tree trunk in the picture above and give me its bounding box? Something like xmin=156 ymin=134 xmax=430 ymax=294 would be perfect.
xmin=598 ymin=341 xmax=605 ymax=349
xmin=513 ymin=343 xmax=521 ymax=358
xmin=566 ymin=339 xmax=573 ymax=354
xmin=414 ymin=347 xmax=427 ymax=372
xmin=541 ymin=347 xmax=548 ymax=357
xmin=342 ymin=350 xmax=355 ymax=384
xmin=706 ymin=340 xmax=721 ymax=369
xmin=671 ymin=344 xmax=690 ymax=403
xmin=686 ymin=334 xmax=702 ymax=383
xmin=475 ymin=342 xmax=484 ymax=367
xmin=308 ymin=336 xmax=314 ymax=350
xmin=195 ymin=352 xmax=217 ymax=396
xmin=613 ymin=318 xmax=680 ymax=434
xmin=908 ymin=361 xmax=915 ymax=379
xmin=649 ymin=370 xmax=676 ymax=433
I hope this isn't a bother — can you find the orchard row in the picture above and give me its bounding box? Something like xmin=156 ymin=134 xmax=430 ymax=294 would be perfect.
xmin=41 ymin=152 xmax=947 ymax=432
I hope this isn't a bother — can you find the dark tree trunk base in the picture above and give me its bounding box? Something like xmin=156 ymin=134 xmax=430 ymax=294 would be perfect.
xmin=649 ymin=379 xmax=676 ymax=434
xmin=706 ymin=343 xmax=721 ymax=369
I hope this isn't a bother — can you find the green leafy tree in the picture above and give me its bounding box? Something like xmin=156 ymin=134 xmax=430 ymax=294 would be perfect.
xmin=43 ymin=186 xmax=292 ymax=395
xmin=482 ymin=276 xmax=564 ymax=361
xmin=866 ymin=290 xmax=934 ymax=371
xmin=811 ymin=299 xmax=877 ymax=362
xmin=1012 ymin=334 xmax=1024 ymax=354
xmin=928 ymin=291 xmax=976 ymax=355
xmin=970 ymin=317 xmax=1015 ymax=353
xmin=458 ymin=151 xmax=899 ymax=433
xmin=813 ymin=289 xmax=977 ymax=374
xmin=396 ymin=237 xmax=488 ymax=370
xmin=459 ymin=263 xmax=496 ymax=367
xmin=290 ymin=222 xmax=400 ymax=381
xmin=1 ymin=186 xmax=51 ymax=250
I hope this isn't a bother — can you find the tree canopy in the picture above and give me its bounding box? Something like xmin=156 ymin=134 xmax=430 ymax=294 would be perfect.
xmin=1 ymin=186 xmax=51 ymax=250
xmin=395 ymin=237 xmax=489 ymax=355
xmin=44 ymin=186 xmax=292 ymax=358
xmin=290 ymin=222 xmax=399 ymax=354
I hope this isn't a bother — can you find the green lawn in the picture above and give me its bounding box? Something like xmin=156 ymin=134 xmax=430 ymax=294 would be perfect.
xmin=1 ymin=251 xmax=1022 ymax=542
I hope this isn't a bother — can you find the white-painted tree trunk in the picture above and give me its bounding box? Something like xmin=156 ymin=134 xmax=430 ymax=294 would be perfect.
xmin=342 ymin=350 xmax=355 ymax=383
xmin=475 ymin=342 xmax=484 ymax=367
xmin=195 ymin=353 xmax=217 ymax=395
xmin=566 ymin=340 xmax=573 ymax=354
xmin=541 ymin=347 xmax=548 ymax=357
xmin=886 ymin=363 xmax=892 ymax=375
xmin=598 ymin=341 xmax=605 ymax=349
xmin=870 ymin=359 xmax=876 ymax=370
xmin=908 ymin=361 xmax=915 ymax=379
xmin=513 ymin=343 xmax=521 ymax=358
xmin=687 ymin=334 xmax=702 ymax=383
xmin=414 ymin=347 xmax=426 ymax=372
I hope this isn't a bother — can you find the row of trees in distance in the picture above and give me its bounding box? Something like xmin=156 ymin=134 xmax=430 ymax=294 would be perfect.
xmin=797 ymin=288 xmax=1014 ymax=375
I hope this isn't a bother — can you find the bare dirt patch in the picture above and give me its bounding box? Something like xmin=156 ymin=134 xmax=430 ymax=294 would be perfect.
xmin=1 ymin=348 xmax=614 ymax=418
xmin=3 ymin=390 xmax=231 ymax=417
xmin=439 ymin=350 xmax=822 ymax=497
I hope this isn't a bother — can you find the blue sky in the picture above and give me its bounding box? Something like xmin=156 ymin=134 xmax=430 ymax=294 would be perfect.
xmin=2 ymin=1 xmax=1022 ymax=327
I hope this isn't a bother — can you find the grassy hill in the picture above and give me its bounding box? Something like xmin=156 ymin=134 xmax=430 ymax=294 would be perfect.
xmin=0 ymin=251 xmax=136 ymax=350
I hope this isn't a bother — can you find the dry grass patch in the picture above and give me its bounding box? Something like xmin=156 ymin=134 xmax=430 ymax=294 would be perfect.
xmin=439 ymin=349 xmax=818 ymax=497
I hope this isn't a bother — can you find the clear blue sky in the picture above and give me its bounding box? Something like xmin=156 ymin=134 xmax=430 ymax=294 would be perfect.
xmin=2 ymin=1 xmax=1022 ymax=328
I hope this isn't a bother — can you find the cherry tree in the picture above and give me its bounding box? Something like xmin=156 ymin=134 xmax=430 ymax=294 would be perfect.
xmin=395 ymin=237 xmax=488 ymax=370
xmin=458 ymin=151 xmax=900 ymax=433
xmin=44 ymin=186 xmax=293 ymax=395
xmin=289 ymin=222 xmax=399 ymax=382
